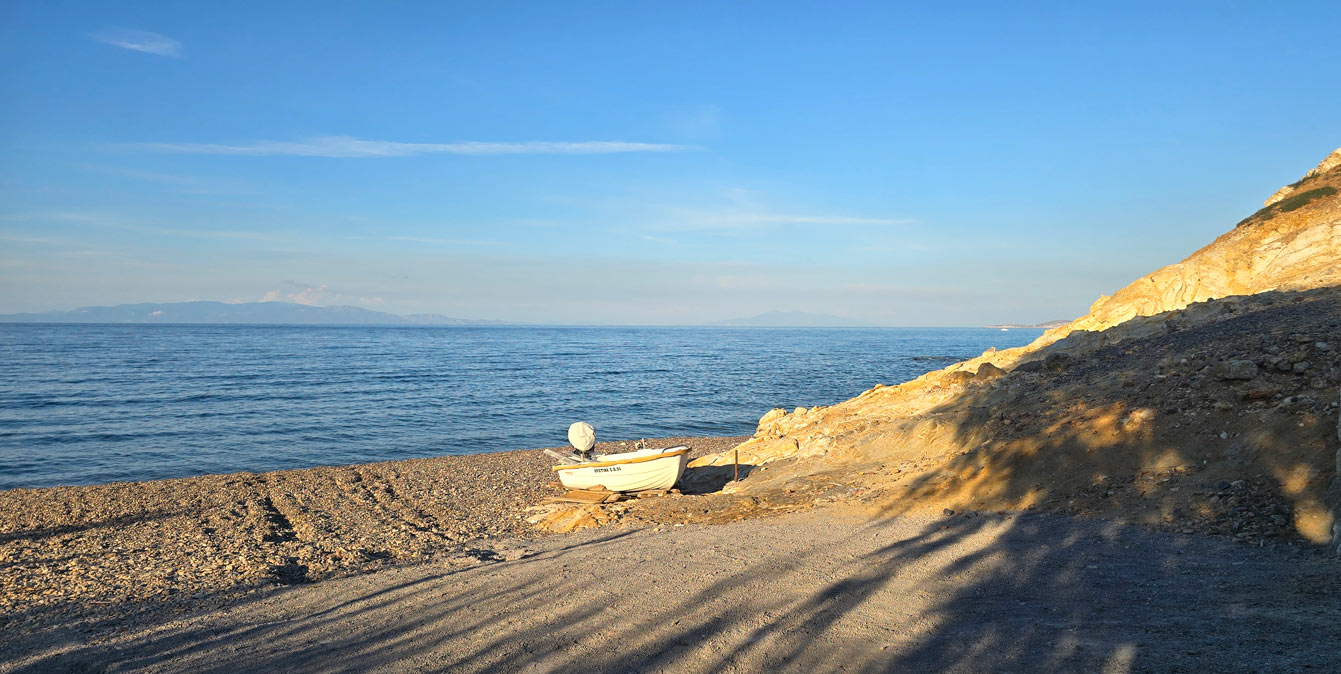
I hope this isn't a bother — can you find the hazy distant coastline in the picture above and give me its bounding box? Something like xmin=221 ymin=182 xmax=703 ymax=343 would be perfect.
xmin=983 ymin=319 xmax=1069 ymax=329
xmin=0 ymin=303 xmax=1062 ymax=328
xmin=0 ymin=301 xmax=513 ymax=326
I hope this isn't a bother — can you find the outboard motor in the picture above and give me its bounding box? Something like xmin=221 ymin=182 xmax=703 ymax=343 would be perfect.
xmin=568 ymin=421 xmax=596 ymax=460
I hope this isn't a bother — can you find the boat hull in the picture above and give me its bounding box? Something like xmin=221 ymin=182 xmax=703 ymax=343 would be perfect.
xmin=553 ymin=447 xmax=689 ymax=492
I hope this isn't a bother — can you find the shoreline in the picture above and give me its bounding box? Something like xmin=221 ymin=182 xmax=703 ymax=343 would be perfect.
xmin=0 ymin=435 xmax=748 ymax=634
xmin=0 ymin=435 xmax=750 ymax=494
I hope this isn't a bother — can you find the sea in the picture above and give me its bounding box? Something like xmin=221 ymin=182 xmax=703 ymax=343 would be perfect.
xmin=0 ymin=324 xmax=1044 ymax=490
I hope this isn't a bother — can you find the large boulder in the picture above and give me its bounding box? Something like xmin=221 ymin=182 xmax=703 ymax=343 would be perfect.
xmin=1212 ymin=360 xmax=1259 ymax=381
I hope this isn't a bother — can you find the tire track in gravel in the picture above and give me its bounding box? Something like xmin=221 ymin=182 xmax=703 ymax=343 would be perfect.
xmin=255 ymin=493 xmax=298 ymax=544
xmin=361 ymin=467 xmax=448 ymax=535
xmin=228 ymin=475 xmax=328 ymax=584
xmin=318 ymin=467 xmax=447 ymax=560
xmin=351 ymin=466 xmax=456 ymax=553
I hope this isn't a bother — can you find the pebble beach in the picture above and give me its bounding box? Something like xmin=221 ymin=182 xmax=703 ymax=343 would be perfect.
xmin=0 ymin=436 xmax=747 ymax=638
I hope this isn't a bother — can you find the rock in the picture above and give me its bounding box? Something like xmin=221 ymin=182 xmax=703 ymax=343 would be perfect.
xmin=758 ymin=408 xmax=787 ymax=427
xmin=1292 ymin=361 xmax=1311 ymax=373
xmin=1012 ymin=360 xmax=1045 ymax=373
xmin=942 ymin=370 xmax=974 ymax=387
xmin=1044 ymin=353 xmax=1072 ymax=374
xmin=975 ymin=363 xmax=1006 ymax=381
xmin=1317 ymin=341 xmax=1331 ymax=351
xmin=1212 ymin=360 xmax=1259 ymax=380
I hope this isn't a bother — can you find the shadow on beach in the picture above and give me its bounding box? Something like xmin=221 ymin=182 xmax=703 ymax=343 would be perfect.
xmin=8 ymin=507 xmax=1339 ymax=673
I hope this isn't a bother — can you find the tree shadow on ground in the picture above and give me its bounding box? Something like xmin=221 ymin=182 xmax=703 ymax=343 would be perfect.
xmin=868 ymin=288 xmax=1340 ymax=544
xmin=13 ymin=510 xmax=1339 ymax=673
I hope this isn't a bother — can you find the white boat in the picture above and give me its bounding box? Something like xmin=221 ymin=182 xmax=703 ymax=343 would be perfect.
xmin=550 ymin=445 xmax=690 ymax=492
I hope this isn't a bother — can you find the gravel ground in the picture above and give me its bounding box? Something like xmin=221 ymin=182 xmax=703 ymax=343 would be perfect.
xmin=4 ymin=507 xmax=1338 ymax=673
xmin=0 ymin=436 xmax=746 ymax=638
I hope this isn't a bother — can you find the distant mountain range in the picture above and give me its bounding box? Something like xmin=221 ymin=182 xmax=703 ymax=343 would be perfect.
xmin=0 ymin=302 xmax=1071 ymax=329
xmin=984 ymin=320 xmax=1070 ymax=329
xmin=708 ymin=311 xmax=871 ymax=327
xmin=0 ymin=301 xmax=512 ymax=326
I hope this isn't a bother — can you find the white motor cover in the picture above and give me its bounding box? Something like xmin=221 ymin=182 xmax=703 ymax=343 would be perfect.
xmin=567 ymin=421 xmax=596 ymax=452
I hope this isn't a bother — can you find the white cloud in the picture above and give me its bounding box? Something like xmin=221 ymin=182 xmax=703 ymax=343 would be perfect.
xmin=128 ymin=136 xmax=696 ymax=158
xmin=258 ymin=283 xmax=393 ymax=309
xmin=260 ymin=282 xmax=339 ymax=306
xmin=90 ymin=28 xmax=182 ymax=57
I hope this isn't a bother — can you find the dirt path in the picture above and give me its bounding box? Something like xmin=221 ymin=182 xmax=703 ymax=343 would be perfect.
xmin=6 ymin=508 xmax=1337 ymax=673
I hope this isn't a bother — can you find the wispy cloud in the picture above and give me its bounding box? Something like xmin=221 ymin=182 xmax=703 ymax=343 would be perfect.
xmin=8 ymin=211 xmax=276 ymax=241
xmin=89 ymin=28 xmax=182 ymax=57
xmin=126 ymin=136 xmax=696 ymax=158
xmin=641 ymin=234 xmax=680 ymax=245
xmin=388 ymin=236 xmax=504 ymax=246
xmin=79 ymin=164 xmax=247 ymax=195
xmin=664 ymin=209 xmax=915 ymax=231
xmin=616 ymin=186 xmax=917 ymax=232
xmin=839 ymin=282 xmax=973 ymax=300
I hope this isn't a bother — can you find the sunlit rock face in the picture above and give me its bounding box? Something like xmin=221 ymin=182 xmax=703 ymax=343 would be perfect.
xmin=693 ymin=148 xmax=1341 ymax=545
xmin=1265 ymin=147 xmax=1341 ymax=207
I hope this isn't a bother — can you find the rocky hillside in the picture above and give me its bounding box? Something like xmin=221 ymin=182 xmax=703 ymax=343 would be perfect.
xmin=690 ymin=148 xmax=1341 ymax=548
xmin=1050 ymin=147 xmax=1340 ymax=342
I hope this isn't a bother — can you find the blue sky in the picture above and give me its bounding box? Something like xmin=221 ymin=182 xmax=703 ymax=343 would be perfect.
xmin=1 ymin=1 xmax=1338 ymax=325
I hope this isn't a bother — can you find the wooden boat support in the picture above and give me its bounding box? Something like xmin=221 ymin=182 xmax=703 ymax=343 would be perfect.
xmin=539 ymin=487 xmax=681 ymax=505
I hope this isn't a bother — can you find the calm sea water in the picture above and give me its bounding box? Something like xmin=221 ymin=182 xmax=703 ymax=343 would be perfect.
xmin=0 ymin=325 xmax=1043 ymax=490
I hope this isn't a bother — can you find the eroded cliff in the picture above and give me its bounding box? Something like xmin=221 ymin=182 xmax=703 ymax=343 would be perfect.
xmin=693 ymin=148 xmax=1341 ymax=546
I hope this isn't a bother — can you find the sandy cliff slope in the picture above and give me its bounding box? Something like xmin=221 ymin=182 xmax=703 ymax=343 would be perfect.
xmin=691 ymin=148 xmax=1341 ymax=546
